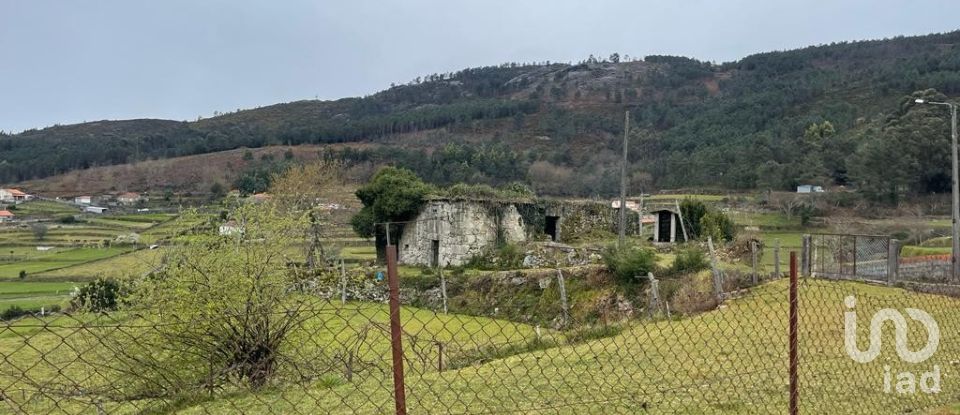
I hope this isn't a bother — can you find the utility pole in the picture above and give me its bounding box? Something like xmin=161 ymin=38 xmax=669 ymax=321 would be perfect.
xmin=915 ymin=99 xmax=959 ymax=278
xmin=953 ymin=104 xmax=958 ymax=278
xmin=618 ymin=110 xmax=629 ymax=248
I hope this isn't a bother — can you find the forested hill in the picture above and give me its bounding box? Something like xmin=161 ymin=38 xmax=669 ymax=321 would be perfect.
xmin=4 ymin=30 xmax=960 ymax=200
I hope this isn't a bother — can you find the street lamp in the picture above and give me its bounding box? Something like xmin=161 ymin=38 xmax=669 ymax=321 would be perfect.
xmin=915 ymin=98 xmax=959 ymax=278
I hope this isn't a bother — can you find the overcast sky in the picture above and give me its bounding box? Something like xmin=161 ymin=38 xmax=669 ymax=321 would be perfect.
xmin=1 ymin=0 xmax=959 ymax=133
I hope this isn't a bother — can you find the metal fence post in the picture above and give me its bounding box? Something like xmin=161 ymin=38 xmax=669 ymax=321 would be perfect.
xmin=751 ymin=241 xmax=759 ymax=284
xmin=789 ymin=251 xmax=799 ymax=415
xmin=887 ymin=239 xmax=899 ymax=285
xmin=386 ymin=245 xmax=407 ymax=415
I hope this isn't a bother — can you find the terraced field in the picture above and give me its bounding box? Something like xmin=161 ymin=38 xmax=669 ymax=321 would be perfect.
xmin=0 ymin=247 xmax=133 ymax=279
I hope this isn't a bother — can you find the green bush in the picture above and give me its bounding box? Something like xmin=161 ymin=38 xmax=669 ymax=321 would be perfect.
xmin=1 ymin=306 xmax=28 ymax=321
xmin=58 ymin=215 xmax=79 ymax=224
xmin=71 ymin=278 xmax=126 ymax=312
xmin=700 ymin=210 xmax=736 ymax=242
xmin=680 ymin=199 xmax=736 ymax=242
xmin=602 ymin=244 xmax=657 ymax=284
xmin=670 ymin=247 xmax=709 ymax=275
xmin=496 ymin=243 xmax=525 ymax=269
xmin=464 ymin=243 xmax=524 ymax=270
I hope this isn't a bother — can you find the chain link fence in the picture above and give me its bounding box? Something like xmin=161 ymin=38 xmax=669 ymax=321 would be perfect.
xmin=3 ymin=252 xmax=960 ymax=414
xmin=810 ymin=233 xmax=891 ymax=283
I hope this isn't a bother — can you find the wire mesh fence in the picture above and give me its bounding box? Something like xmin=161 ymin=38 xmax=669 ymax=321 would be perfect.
xmin=810 ymin=233 xmax=891 ymax=283
xmin=3 ymin=251 xmax=960 ymax=414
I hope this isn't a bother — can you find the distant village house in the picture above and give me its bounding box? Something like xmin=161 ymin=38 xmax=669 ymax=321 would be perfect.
xmin=219 ymin=220 xmax=242 ymax=236
xmin=74 ymin=196 xmax=93 ymax=205
xmin=84 ymin=206 xmax=109 ymax=214
xmin=117 ymin=192 xmax=142 ymax=205
xmin=0 ymin=189 xmax=30 ymax=204
xmin=0 ymin=210 xmax=14 ymax=222
xmin=796 ymin=185 xmax=824 ymax=193
xmin=250 ymin=193 xmax=271 ymax=203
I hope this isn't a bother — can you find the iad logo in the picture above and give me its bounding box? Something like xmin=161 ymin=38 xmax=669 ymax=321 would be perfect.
xmin=843 ymin=295 xmax=941 ymax=394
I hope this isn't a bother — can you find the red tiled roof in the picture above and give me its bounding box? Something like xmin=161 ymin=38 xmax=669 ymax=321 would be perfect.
xmin=0 ymin=210 xmax=14 ymax=217
xmin=6 ymin=189 xmax=26 ymax=196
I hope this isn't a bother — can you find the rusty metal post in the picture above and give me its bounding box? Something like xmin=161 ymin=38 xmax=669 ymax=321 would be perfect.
xmin=386 ymin=245 xmax=407 ymax=415
xmin=789 ymin=252 xmax=799 ymax=415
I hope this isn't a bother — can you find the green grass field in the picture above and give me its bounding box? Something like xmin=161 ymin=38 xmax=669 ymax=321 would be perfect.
xmin=9 ymin=200 xmax=80 ymax=218
xmin=339 ymin=245 xmax=376 ymax=261
xmin=0 ymin=281 xmax=77 ymax=312
xmin=0 ymin=300 xmax=551 ymax=413
xmin=138 ymin=214 xmax=207 ymax=244
xmin=647 ymin=194 xmax=730 ymax=202
xmin=157 ymin=279 xmax=960 ymax=414
xmin=5 ymin=279 xmax=953 ymax=414
xmin=35 ymin=248 xmax=165 ymax=280
xmin=0 ymin=247 xmax=131 ymax=280
xmin=730 ymin=211 xmax=803 ymax=229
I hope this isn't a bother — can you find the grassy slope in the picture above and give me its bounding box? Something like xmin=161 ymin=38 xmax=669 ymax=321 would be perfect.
xmin=168 ymin=279 xmax=960 ymax=414
xmin=14 ymin=144 xmax=361 ymax=196
xmin=0 ymin=302 xmax=548 ymax=414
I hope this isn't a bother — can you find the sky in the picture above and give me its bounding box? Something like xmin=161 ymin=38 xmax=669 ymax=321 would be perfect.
xmin=1 ymin=0 xmax=959 ymax=133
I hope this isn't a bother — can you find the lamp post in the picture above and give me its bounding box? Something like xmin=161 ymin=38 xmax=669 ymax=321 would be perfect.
xmin=916 ymin=98 xmax=959 ymax=278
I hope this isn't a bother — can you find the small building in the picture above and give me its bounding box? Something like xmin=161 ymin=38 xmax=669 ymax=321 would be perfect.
xmin=117 ymin=192 xmax=141 ymax=205
xmin=219 ymin=220 xmax=242 ymax=236
xmin=75 ymin=196 xmax=93 ymax=205
xmin=250 ymin=193 xmax=271 ymax=203
xmin=796 ymin=185 xmax=824 ymax=193
xmin=0 ymin=189 xmax=29 ymax=204
xmin=84 ymin=206 xmax=109 ymax=214
xmin=651 ymin=207 xmax=686 ymax=243
xmin=610 ymin=200 xmax=642 ymax=212
xmin=0 ymin=210 xmax=14 ymax=222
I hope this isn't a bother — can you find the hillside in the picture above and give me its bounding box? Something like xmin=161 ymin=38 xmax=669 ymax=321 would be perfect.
xmin=4 ymin=30 xmax=960 ymax=199
xmin=15 ymin=145 xmax=357 ymax=196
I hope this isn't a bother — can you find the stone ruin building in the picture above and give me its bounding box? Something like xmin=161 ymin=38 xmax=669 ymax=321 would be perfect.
xmin=387 ymin=197 xmax=639 ymax=267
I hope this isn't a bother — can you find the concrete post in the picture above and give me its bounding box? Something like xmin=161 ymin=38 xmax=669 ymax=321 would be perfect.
xmin=801 ymin=235 xmax=812 ymax=277
xmin=774 ymin=239 xmax=781 ymax=279
xmin=887 ymin=239 xmax=900 ymax=285
xmin=707 ymin=236 xmax=723 ymax=301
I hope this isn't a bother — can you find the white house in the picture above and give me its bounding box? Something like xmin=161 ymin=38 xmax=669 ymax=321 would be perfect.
xmin=84 ymin=206 xmax=108 ymax=214
xmin=117 ymin=192 xmax=141 ymax=205
xmin=796 ymin=185 xmax=825 ymax=193
xmin=0 ymin=210 xmax=14 ymax=222
xmin=219 ymin=220 xmax=242 ymax=236
xmin=0 ymin=189 xmax=29 ymax=203
xmin=75 ymin=196 xmax=93 ymax=205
